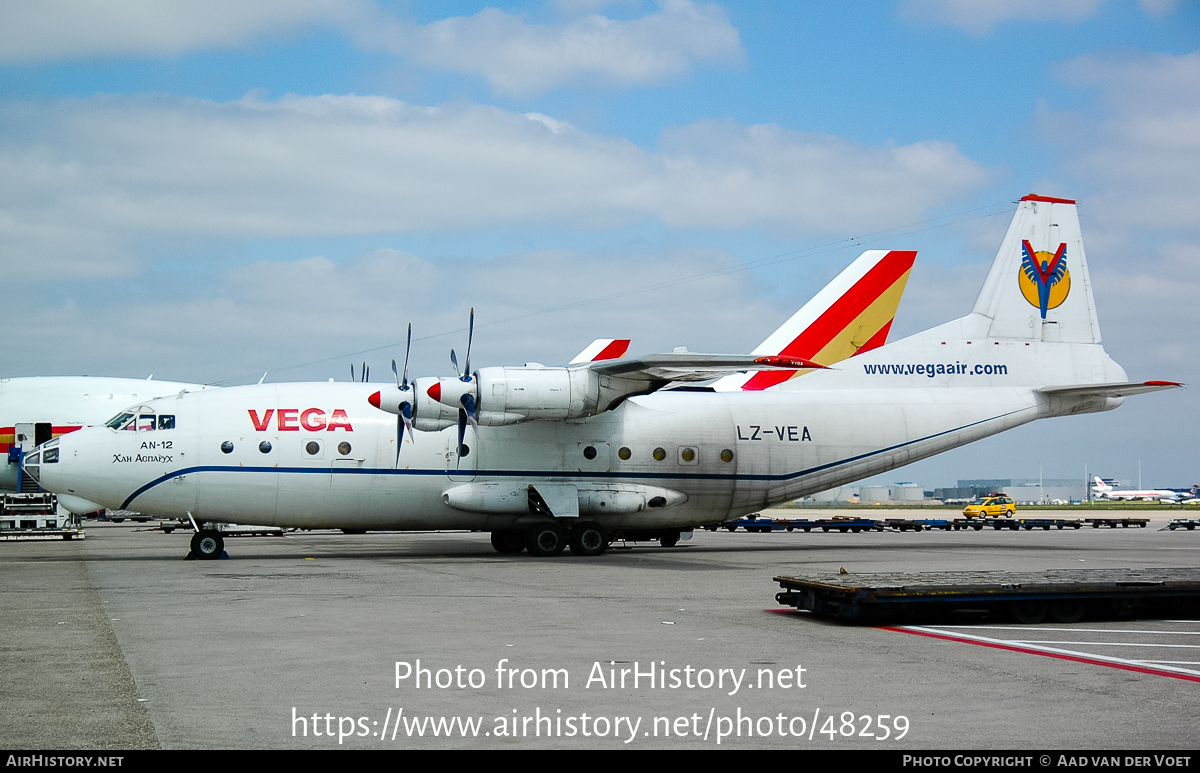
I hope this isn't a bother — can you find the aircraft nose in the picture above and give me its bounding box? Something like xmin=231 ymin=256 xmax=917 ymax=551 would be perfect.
xmin=28 ymin=431 xmax=109 ymax=514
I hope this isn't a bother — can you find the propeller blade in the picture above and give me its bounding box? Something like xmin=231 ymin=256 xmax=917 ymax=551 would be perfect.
xmin=456 ymin=407 xmax=467 ymax=466
xmin=394 ymin=403 xmax=413 ymax=467
xmin=401 ymin=401 xmax=414 ymax=435
xmin=450 ymin=349 xmax=459 ymax=377
xmin=391 ymin=359 xmax=400 ymax=388
xmin=350 ymin=363 xmax=355 ymax=382
xmin=464 ymin=307 xmax=474 ymax=379
xmin=460 ymin=393 xmax=478 ymax=429
xmin=402 ymin=323 xmax=412 ymax=388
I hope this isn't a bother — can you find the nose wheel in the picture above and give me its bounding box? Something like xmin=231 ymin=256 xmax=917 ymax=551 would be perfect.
xmin=189 ymin=530 xmax=225 ymax=560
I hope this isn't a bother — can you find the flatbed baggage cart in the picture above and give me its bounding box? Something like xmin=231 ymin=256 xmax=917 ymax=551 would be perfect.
xmin=815 ymin=517 xmax=882 ymax=533
xmin=773 ymin=568 xmax=1200 ymax=624
xmin=989 ymin=517 xmax=1083 ymax=531
xmin=1085 ymin=517 xmax=1149 ymax=529
xmin=884 ymin=518 xmax=953 ymax=532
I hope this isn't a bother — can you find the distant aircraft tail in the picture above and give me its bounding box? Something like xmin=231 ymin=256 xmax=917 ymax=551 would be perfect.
xmin=569 ymin=339 xmax=630 ymax=364
xmin=1093 ymin=476 xmax=1112 ymax=491
xmin=971 ymin=194 xmax=1102 ymax=344
xmin=716 ymin=249 xmax=915 ymax=391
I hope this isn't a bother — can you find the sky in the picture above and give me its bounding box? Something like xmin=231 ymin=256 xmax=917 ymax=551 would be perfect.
xmin=1 ymin=0 xmax=1197 ymax=489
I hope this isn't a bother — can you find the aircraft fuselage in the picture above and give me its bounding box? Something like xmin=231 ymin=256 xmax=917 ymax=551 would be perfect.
xmin=41 ymin=371 xmax=1055 ymax=531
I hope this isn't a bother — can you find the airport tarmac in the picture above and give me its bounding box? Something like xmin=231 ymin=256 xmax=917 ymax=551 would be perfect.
xmin=2 ymin=511 xmax=1197 ymax=750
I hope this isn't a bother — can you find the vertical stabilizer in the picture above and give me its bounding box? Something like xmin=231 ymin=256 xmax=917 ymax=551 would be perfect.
xmin=971 ymin=194 xmax=1102 ymax=344
xmin=718 ymin=249 xmax=915 ymax=391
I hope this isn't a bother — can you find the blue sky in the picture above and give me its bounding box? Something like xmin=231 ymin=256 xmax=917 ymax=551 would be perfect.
xmin=1 ymin=0 xmax=1197 ymax=488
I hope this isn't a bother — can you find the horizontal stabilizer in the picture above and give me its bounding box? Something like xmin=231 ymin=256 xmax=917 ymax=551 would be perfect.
xmin=1039 ymin=381 xmax=1182 ymax=398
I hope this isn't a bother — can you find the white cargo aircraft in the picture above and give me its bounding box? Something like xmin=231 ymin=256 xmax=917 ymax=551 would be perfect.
xmin=0 ymin=376 xmax=210 ymax=495
xmin=8 ymin=245 xmax=908 ymax=514
xmin=1091 ymin=476 xmax=1182 ymax=503
xmin=32 ymin=195 xmax=1177 ymax=559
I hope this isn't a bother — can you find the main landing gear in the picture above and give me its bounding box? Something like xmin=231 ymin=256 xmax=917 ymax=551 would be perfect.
xmin=188 ymin=529 xmax=225 ymax=560
xmin=490 ymin=521 xmax=609 ymax=557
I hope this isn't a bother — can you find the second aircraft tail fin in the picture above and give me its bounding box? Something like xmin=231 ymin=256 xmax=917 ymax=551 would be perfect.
xmin=718 ymin=249 xmax=916 ymax=391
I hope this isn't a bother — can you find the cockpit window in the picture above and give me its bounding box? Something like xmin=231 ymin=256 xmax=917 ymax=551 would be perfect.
xmin=105 ymin=407 xmax=176 ymax=432
xmin=106 ymin=412 xmax=135 ymax=430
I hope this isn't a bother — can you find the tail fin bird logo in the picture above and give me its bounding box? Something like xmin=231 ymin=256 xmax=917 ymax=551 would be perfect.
xmin=1019 ymin=240 xmax=1070 ymax=318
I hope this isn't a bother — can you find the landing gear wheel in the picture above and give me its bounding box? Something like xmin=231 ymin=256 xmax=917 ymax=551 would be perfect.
xmin=525 ymin=523 xmax=566 ymax=557
xmin=569 ymin=522 xmax=608 ymax=556
xmin=190 ymin=530 xmax=224 ymax=560
xmin=490 ymin=530 xmax=526 ymax=554
xmin=659 ymin=532 xmax=680 ymax=548
xmin=1050 ymin=599 xmax=1085 ymax=624
xmin=1011 ymin=599 xmax=1047 ymax=624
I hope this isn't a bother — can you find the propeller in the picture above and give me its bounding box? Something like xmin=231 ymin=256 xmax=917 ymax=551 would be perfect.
xmin=351 ymin=362 xmax=370 ymax=383
xmin=453 ymin=308 xmax=477 ymax=461
xmin=391 ymin=325 xmax=414 ymax=466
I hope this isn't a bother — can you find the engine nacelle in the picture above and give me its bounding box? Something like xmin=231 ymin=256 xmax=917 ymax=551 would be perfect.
xmin=473 ymin=365 xmax=598 ymax=421
xmin=371 ymin=365 xmax=652 ymax=426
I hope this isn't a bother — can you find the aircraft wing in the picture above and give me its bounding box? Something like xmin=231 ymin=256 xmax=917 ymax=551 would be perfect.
xmin=1038 ymin=381 xmax=1182 ymax=398
xmin=588 ymin=353 xmax=823 ymax=384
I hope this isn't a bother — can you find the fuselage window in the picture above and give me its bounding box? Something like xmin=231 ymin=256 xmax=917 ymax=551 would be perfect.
xmin=158 ymin=415 xmax=176 ymax=430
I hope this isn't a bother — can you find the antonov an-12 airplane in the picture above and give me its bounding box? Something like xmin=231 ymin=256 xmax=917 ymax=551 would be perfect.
xmin=32 ymin=195 xmax=1177 ymax=559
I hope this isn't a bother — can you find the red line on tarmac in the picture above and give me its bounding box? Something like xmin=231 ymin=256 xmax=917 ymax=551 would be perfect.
xmin=882 ymin=626 xmax=1200 ymax=683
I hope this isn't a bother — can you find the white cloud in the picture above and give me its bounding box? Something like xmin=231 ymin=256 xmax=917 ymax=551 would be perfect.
xmin=652 ymin=120 xmax=987 ymax=231
xmin=0 ymin=93 xmax=989 ymax=277
xmin=1091 ymin=241 xmax=1200 ymax=374
xmin=900 ymin=0 xmax=1101 ymax=34
xmin=355 ymin=0 xmax=743 ymax=97
xmin=0 ymin=0 xmax=365 ymax=63
xmin=0 ymin=0 xmax=741 ymax=97
xmin=1048 ymin=51 xmax=1200 ymax=236
xmin=1137 ymin=0 xmax=1182 ymax=17
xmin=0 ymin=246 xmax=779 ymax=384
